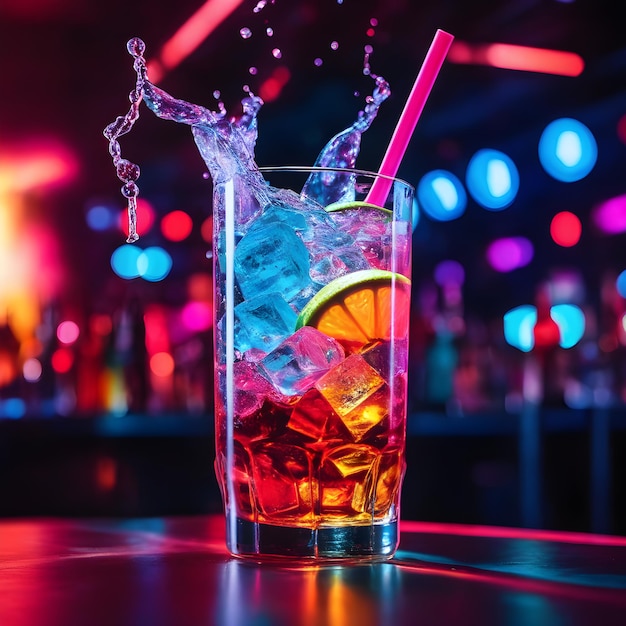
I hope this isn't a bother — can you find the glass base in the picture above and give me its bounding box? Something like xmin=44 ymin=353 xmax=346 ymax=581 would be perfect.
xmin=227 ymin=517 xmax=398 ymax=564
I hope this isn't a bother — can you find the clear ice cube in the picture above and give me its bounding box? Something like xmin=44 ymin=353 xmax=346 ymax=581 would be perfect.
xmin=232 ymin=293 xmax=297 ymax=353
xmin=260 ymin=326 xmax=345 ymax=396
xmin=234 ymin=222 xmax=312 ymax=301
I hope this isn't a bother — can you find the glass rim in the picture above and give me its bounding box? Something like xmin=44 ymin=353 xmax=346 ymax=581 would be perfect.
xmin=258 ymin=165 xmax=414 ymax=192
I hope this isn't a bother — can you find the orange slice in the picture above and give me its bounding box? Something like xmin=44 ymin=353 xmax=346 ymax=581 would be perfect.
xmin=295 ymin=269 xmax=411 ymax=353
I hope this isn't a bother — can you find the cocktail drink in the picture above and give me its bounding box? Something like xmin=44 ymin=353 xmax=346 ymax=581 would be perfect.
xmin=213 ymin=166 xmax=412 ymax=560
xmin=104 ymin=31 xmax=455 ymax=560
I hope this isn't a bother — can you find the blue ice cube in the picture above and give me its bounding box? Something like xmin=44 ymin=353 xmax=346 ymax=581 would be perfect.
xmin=234 ymin=222 xmax=312 ymax=301
xmin=247 ymin=204 xmax=308 ymax=235
xmin=259 ymin=326 xmax=345 ymax=396
xmin=233 ymin=293 xmax=298 ymax=353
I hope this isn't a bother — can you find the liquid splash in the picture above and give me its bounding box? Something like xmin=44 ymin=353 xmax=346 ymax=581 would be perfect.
xmin=102 ymin=37 xmax=147 ymax=242
xmin=104 ymin=37 xmax=390 ymax=238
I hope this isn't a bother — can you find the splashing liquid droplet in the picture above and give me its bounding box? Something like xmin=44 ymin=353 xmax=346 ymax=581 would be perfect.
xmin=253 ymin=0 xmax=267 ymax=13
xmin=302 ymin=53 xmax=391 ymax=205
xmin=105 ymin=34 xmax=389 ymax=236
xmin=330 ymin=41 xmax=339 ymax=51
xmin=103 ymin=38 xmax=147 ymax=242
xmin=240 ymin=27 xmax=252 ymax=39
xmin=272 ymin=48 xmax=282 ymax=59
xmin=266 ymin=27 xmax=274 ymax=37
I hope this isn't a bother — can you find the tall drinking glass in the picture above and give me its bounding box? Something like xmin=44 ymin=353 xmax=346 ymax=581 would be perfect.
xmin=212 ymin=166 xmax=413 ymax=562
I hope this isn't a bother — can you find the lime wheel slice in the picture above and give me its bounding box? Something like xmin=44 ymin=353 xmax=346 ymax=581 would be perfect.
xmin=296 ymin=269 xmax=411 ymax=353
xmin=324 ymin=200 xmax=392 ymax=217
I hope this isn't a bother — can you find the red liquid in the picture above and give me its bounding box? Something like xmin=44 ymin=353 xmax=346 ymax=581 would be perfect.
xmin=215 ymin=341 xmax=407 ymax=528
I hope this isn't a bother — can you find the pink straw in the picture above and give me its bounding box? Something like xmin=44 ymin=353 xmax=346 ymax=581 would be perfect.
xmin=366 ymin=29 xmax=454 ymax=206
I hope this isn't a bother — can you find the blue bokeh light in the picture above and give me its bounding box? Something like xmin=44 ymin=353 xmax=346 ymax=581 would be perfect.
xmin=466 ymin=149 xmax=519 ymax=210
xmin=86 ymin=204 xmax=118 ymax=231
xmin=616 ymin=269 xmax=626 ymax=298
xmin=411 ymin=197 xmax=420 ymax=232
xmin=550 ymin=304 xmax=585 ymax=349
xmin=503 ymin=305 xmax=537 ymax=352
xmin=417 ymin=170 xmax=467 ymax=221
xmin=538 ymin=118 xmax=597 ymax=182
xmin=137 ymin=247 xmax=173 ymax=282
xmin=1 ymin=398 xmax=26 ymax=419
xmin=110 ymin=244 xmax=142 ymax=280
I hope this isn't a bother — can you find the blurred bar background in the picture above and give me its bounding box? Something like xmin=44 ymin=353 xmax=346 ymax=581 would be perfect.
xmin=0 ymin=0 xmax=624 ymax=534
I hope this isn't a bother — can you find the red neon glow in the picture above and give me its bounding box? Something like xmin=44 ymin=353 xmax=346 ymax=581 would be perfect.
xmin=400 ymin=519 xmax=626 ymax=546
xmin=448 ymin=41 xmax=584 ymax=77
xmin=150 ymin=352 xmax=175 ymax=377
xmin=144 ymin=305 xmax=170 ymax=354
xmin=51 ymin=348 xmax=74 ymax=374
xmin=154 ymin=0 xmax=245 ymax=78
xmin=0 ymin=142 xmax=78 ymax=192
xmin=550 ymin=211 xmax=582 ymax=247
xmin=259 ymin=66 xmax=291 ymax=103
xmin=200 ymin=216 xmax=213 ymax=243
xmin=161 ymin=210 xmax=193 ymax=241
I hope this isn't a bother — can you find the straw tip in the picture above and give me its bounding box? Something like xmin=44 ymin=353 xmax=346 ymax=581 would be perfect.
xmin=435 ymin=29 xmax=455 ymax=42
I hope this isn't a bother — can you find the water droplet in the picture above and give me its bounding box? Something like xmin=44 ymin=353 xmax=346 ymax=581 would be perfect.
xmin=337 ymin=0 xmax=344 ymax=4
xmin=253 ymin=0 xmax=267 ymax=13
xmin=266 ymin=27 xmax=274 ymax=37
xmin=121 ymin=182 xmax=138 ymax=198
xmin=314 ymin=58 xmax=323 ymax=67
xmin=126 ymin=38 xmax=145 ymax=58
xmin=364 ymin=44 xmax=374 ymax=54
xmin=116 ymin=159 xmax=140 ymax=182
xmin=272 ymin=48 xmax=282 ymax=59
xmin=202 ymin=172 xmax=210 ymax=179
xmin=213 ymin=90 xmax=221 ymax=100
xmin=330 ymin=41 xmax=339 ymax=51
xmin=370 ymin=18 xmax=378 ymax=27
xmin=354 ymin=91 xmax=360 ymax=97
xmin=249 ymin=66 xmax=258 ymax=75
xmin=240 ymin=27 xmax=252 ymax=39
xmin=366 ymin=28 xmax=375 ymax=37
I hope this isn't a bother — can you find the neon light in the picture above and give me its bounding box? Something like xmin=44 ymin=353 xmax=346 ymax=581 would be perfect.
xmin=154 ymin=0 xmax=245 ymax=78
xmin=137 ymin=247 xmax=173 ymax=282
xmin=150 ymin=352 xmax=175 ymax=377
xmin=486 ymin=237 xmax=534 ymax=272
xmin=592 ymin=194 xmax=626 ymax=234
xmin=550 ymin=211 xmax=582 ymax=247
xmin=417 ymin=170 xmax=467 ymax=221
xmin=110 ymin=244 xmax=142 ymax=280
xmin=466 ymin=149 xmax=519 ymax=210
xmin=400 ymin=519 xmax=626 ymax=546
xmin=448 ymin=41 xmax=584 ymax=77
xmin=503 ymin=305 xmax=536 ymax=352
xmin=57 ymin=320 xmax=80 ymax=345
xmin=434 ymin=260 xmax=465 ymax=287
xmin=0 ymin=144 xmax=77 ymax=192
xmin=616 ymin=270 xmax=626 ymax=298
xmin=259 ymin=67 xmax=291 ymax=102
xmin=550 ymin=304 xmax=585 ymax=349
xmin=161 ymin=210 xmax=193 ymax=241
xmin=538 ymin=118 xmax=597 ymax=182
